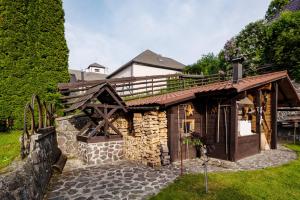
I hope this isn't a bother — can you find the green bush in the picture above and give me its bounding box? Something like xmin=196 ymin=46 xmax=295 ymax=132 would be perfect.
xmin=0 ymin=0 xmax=69 ymax=128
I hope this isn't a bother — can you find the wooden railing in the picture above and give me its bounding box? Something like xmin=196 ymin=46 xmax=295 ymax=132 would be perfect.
xmin=59 ymin=65 xmax=279 ymax=104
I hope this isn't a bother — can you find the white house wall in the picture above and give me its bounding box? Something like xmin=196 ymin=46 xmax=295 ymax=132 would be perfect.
xmin=110 ymin=63 xmax=182 ymax=97
xmin=109 ymin=65 xmax=132 ymax=79
xmin=132 ymin=63 xmax=180 ymax=77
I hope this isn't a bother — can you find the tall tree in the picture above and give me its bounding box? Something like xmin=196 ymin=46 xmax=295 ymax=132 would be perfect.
xmin=185 ymin=53 xmax=221 ymax=75
xmin=264 ymin=11 xmax=300 ymax=80
xmin=265 ymin=0 xmax=290 ymax=21
xmin=0 ymin=0 xmax=69 ymax=128
xmin=223 ymin=20 xmax=267 ymax=69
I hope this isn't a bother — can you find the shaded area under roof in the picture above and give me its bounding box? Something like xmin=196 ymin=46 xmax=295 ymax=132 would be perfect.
xmin=126 ymin=71 xmax=300 ymax=107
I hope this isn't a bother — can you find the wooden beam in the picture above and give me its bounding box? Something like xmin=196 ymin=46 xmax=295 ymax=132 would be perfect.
xmin=271 ymin=82 xmax=278 ymax=149
xmin=256 ymin=90 xmax=262 ymax=152
xmin=229 ymin=98 xmax=238 ymax=161
xmin=85 ymin=104 xmax=123 ymax=109
xmin=94 ymin=106 xmax=121 ymax=135
xmin=105 ymin=87 xmax=127 ymax=112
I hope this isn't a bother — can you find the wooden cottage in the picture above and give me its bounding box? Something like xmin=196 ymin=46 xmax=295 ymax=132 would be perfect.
xmin=57 ymin=64 xmax=300 ymax=166
xmin=126 ymin=67 xmax=300 ymax=162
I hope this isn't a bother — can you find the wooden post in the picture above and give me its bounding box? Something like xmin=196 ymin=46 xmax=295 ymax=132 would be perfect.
xmin=256 ymin=90 xmax=262 ymax=152
xmin=294 ymin=122 xmax=297 ymax=144
xmin=271 ymin=82 xmax=278 ymax=149
xmin=229 ymin=98 xmax=238 ymax=161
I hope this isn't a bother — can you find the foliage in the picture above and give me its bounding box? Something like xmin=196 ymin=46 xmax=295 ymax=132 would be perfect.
xmin=150 ymin=144 xmax=300 ymax=200
xmin=185 ymin=53 xmax=223 ymax=75
xmin=223 ymin=20 xmax=267 ymax=69
xmin=264 ymin=11 xmax=300 ymax=80
xmin=265 ymin=0 xmax=290 ymax=21
xmin=0 ymin=131 xmax=22 ymax=169
xmin=0 ymin=0 xmax=69 ymax=128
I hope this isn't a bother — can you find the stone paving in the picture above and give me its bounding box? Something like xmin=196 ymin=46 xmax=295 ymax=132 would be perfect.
xmin=180 ymin=145 xmax=297 ymax=173
xmin=45 ymin=145 xmax=297 ymax=200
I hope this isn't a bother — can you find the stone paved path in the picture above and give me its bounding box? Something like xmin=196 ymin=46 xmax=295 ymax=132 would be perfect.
xmin=45 ymin=145 xmax=297 ymax=200
xmin=45 ymin=161 xmax=180 ymax=200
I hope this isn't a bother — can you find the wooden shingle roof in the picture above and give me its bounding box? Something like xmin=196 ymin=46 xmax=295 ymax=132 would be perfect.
xmin=126 ymin=71 xmax=300 ymax=107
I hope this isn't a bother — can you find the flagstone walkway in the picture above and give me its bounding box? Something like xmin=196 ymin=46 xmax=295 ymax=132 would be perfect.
xmin=45 ymin=145 xmax=296 ymax=200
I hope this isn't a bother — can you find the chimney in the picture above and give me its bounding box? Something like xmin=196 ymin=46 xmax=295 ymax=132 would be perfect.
xmin=232 ymin=57 xmax=243 ymax=83
xmin=81 ymin=70 xmax=84 ymax=81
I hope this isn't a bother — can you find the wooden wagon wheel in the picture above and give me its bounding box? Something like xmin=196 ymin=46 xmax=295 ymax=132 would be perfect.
xmin=31 ymin=94 xmax=44 ymax=129
xmin=21 ymin=103 xmax=35 ymax=159
xmin=43 ymin=101 xmax=55 ymax=127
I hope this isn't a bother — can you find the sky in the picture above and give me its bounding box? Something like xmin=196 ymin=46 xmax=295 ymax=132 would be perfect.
xmin=63 ymin=0 xmax=271 ymax=73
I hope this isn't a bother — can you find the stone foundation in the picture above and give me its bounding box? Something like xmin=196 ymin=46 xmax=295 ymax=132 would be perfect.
xmin=55 ymin=114 xmax=90 ymax=157
xmin=78 ymin=140 xmax=124 ymax=165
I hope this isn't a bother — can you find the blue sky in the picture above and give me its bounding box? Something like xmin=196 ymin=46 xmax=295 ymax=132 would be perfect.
xmin=63 ymin=0 xmax=271 ymax=72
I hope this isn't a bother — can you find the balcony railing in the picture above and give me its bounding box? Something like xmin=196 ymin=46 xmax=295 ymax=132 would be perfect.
xmin=59 ymin=65 xmax=279 ymax=107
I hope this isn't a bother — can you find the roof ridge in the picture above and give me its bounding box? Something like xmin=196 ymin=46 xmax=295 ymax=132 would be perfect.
xmin=240 ymin=70 xmax=287 ymax=81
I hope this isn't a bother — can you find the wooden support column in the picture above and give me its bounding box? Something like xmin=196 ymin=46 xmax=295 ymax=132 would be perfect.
xmin=256 ymin=90 xmax=262 ymax=152
xmin=229 ymin=98 xmax=238 ymax=161
xmin=271 ymin=82 xmax=278 ymax=149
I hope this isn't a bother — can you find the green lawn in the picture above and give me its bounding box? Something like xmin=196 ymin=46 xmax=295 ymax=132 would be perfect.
xmin=150 ymin=144 xmax=300 ymax=200
xmin=0 ymin=131 xmax=21 ymax=169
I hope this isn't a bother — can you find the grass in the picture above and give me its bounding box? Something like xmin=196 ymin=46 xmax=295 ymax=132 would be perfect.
xmin=0 ymin=130 xmax=22 ymax=169
xmin=150 ymin=144 xmax=300 ymax=200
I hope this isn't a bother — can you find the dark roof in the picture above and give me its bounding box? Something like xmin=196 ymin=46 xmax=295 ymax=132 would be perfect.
xmin=88 ymin=62 xmax=106 ymax=69
xmin=126 ymin=71 xmax=300 ymax=107
xmin=69 ymin=69 xmax=107 ymax=82
xmin=64 ymin=83 xmax=125 ymax=113
xmin=107 ymin=50 xmax=185 ymax=78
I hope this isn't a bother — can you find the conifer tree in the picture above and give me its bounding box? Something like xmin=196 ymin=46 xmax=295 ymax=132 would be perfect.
xmin=0 ymin=0 xmax=69 ymax=129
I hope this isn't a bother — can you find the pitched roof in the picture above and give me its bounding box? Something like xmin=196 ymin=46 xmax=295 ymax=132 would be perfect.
xmin=107 ymin=50 xmax=185 ymax=78
xmin=126 ymin=71 xmax=300 ymax=107
xmin=88 ymin=62 xmax=106 ymax=69
xmin=64 ymin=83 xmax=125 ymax=113
xmin=69 ymin=69 xmax=107 ymax=82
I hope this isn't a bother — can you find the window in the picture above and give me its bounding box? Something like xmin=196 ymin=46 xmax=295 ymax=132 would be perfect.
xmin=182 ymin=119 xmax=195 ymax=134
xmin=94 ymin=69 xmax=100 ymax=72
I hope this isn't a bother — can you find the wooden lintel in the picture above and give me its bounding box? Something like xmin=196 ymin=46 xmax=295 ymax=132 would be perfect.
xmin=85 ymin=104 xmax=123 ymax=109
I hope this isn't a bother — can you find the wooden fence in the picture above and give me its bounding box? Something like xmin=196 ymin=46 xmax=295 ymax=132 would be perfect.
xmin=59 ymin=65 xmax=278 ymax=106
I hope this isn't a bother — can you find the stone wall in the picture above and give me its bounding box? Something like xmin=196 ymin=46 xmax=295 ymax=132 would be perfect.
xmin=78 ymin=140 xmax=124 ymax=165
xmin=55 ymin=111 xmax=169 ymax=167
xmin=56 ymin=114 xmax=90 ymax=157
xmin=0 ymin=127 xmax=60 ymax=200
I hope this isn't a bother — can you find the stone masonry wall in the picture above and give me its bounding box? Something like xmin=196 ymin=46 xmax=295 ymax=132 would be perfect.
xmin=56 ymin=114 xmax=90 ymax=157
xmin=0 ymin=127 xmax=60 ymax=200
xmin=78 ymin=140 xmax=124 ymax=165
xmin=55 ymin=111 xmax=168 ymax=167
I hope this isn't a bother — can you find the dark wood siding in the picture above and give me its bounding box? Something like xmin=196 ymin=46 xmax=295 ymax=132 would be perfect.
xmin=167 ymin=101 xmax=201 ymax=162
xmin=236 ymin=134 xmax=260 ymax=160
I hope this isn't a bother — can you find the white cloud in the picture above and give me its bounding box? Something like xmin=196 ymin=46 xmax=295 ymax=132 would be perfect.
xmin=64 ymin=0 xmax=271 ymax=72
